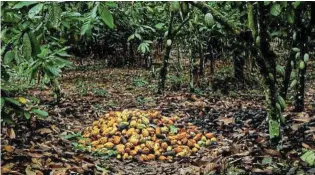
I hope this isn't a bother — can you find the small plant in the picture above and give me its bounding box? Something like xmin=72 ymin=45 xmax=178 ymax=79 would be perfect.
xmin=169 ymin=75 xmax=183 ymax=91
xmin=132 ymin=77 xmax=148 ymax=87
xmin=92 ymin=88 xmax=108 ymax=97
xmin=75 ymin=79 xmax=88 ymax=96
xmin=1 ymin=94 xmax=48 ymax=124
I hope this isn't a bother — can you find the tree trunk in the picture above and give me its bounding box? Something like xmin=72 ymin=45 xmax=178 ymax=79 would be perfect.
xmin=257 ymin=2 xmax=280 ymax=142
xmin=158 ymin=12 xmax=175 ymax=94
xmin=295 ymin=4 xmax=310 ymax=111
xmin=281 ymin=30 xmax=295 ymax=100
xmin=234 ymin=54 xmax=245 ymax=80
xmin=199 ymin=41 xmax=204 ymax=76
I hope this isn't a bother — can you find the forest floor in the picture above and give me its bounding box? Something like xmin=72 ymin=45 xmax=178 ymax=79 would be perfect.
xmin=1 ymin=60 xmax=315 ymax=175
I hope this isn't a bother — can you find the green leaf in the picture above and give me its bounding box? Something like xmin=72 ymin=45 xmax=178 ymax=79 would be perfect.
xmin=287 ymin=9 xmax=295 ymax=24
xmin=270 ymin=3 xmax=282 ymax=16
xmin=300 ymin=150 xmax=315 ymax=166
xmin=276 ymin=65 xmax=285 ymax=76
xmin=13 ymin=1 xmax=37 ymax=9
xmin=264 ymin=1 xmax=271 ymax=6
xmin=4 ymin=97 xmax=21 ymax=106
xmin=105 ymin=2 xmax=117 ymax=8
xmin=28 ymin=3 xmax=44 ymax=19
xmin=48 ymin=3 xmax=62 ymax=29
xmin=31 ymin=109 xmax=48 ymax=117
xmin=4 ymin=50 xmax=14 ymax=64
xmin=24 ymin=111 xmax=31 ymax=120
xmin=269 ymin=119 xmax=280 ymax=139
xmin=128 ymin=34 xmax=135 ymax=41
xmin=98 ymin=6 xmax=114 ymax=29
xmin=292 ymin=1 xmax=301 ymax=9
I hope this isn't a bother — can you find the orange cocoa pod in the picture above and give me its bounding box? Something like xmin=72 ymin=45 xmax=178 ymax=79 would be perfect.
xmin=205 ymin=133 xmax=214 ymax=139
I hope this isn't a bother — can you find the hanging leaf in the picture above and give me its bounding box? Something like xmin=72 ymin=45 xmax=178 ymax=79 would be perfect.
xmin=31 ymin=109 xmax=48 ymax=117
xmin=48 ymin=3 xmax=62 ymax=29
xmin=28 ymin=3 xmax=43 ymax=19
xmin=98 ymin=6 xmax=114 ymax=29
xmin=287 ymin=9 xmax=294 ymax=24
xmin=270 ymin=3 xmax=282 ymax=16
xmin=292 ymin=1 xmax=301 ymax=9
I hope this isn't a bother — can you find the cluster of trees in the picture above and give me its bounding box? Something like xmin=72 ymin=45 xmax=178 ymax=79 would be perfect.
xmin=1 ymin=2 xmax=314 ymax=142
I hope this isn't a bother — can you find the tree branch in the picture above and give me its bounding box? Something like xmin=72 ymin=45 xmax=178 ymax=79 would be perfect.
xmin=188 ymin=1 xmax=241 ymax=35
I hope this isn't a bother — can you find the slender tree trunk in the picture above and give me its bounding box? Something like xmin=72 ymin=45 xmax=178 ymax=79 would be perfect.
xmin=295 ymin=4 xmax=311 ymax=111
xmin=258 ymin=2 xmax=280 ymax=142
xmin=199 ymin=41 xmax=204 ymax=76
xmin=158 ymin=12 xmax=175 ymax=94
xmin=234 ymin=52 xmax=245 ymax=80
xmin=281 ymin=31 xmax=295 ymax=100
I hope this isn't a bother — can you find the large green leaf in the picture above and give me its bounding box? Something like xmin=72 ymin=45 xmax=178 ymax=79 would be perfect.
xmin=28 ymin=3 xmax=44 ymax=19
xmin=4 ymin=97 xmax=21 ymax=106
xmin=270 ymin=3 xmax=281 ymax=16
xmin=98 ymin=6 xmax=114 ymax=29
xmin=48 ymin=3 xmax=62 ymax=29
xmin=13 ymin=1 xmax=38 ymax=9
xmin=31 ymin=109 xmax=48 ymax=117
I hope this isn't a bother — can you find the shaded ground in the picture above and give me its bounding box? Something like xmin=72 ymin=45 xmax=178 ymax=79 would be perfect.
xmin=1 ymin=61 xmax=315 ymax=174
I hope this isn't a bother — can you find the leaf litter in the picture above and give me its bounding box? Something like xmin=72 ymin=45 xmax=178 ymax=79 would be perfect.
xmin=1 ymin=66 xmax=315 ymax=174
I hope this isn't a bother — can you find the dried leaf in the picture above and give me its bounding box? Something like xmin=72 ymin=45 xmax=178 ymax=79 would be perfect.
xmin=1 ymin=163 xmax=15 ymax=173
xmin=3 ymin=145 xmax=14 ymax=153
xmin=9 ymin=128 xmax=16 ymax=139
xmin=263 ymin=149 xmax=281 ymax=157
